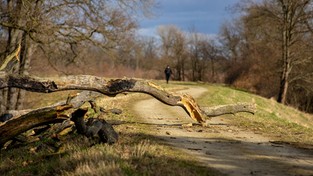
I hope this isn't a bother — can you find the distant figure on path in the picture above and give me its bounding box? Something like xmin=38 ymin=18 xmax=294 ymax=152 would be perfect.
xmin=164 ymin=65 xmax=172 ymax=84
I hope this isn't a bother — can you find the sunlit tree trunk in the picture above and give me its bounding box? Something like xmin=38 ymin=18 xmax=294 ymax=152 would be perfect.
xmin=16 ymin=34 xmax=35 ymax=109
xmin=0 ymin=0 xmax=23 ymax=112
xmin=277 ymin=1 xmax=293 ymax=104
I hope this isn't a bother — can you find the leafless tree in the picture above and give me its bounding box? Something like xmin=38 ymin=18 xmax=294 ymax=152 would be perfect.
xmin=158 ymin=25 xmax=187 ymax=81
xmin=238 ymin=0 xmax=313 ymax=104
xmin=188 ymin=32 xmax=203 ymax=81
xmin=199 ymin=40 xmax=219 ymax=82
xmin=187 ymin=33 xmax=218 ymax=82
xmin=220 ymin=0 xmax=313 ymax=112
xmin=219 ymin=20 xmax=242 ymax=63
xmin=0 ymin=0 xmax=156 ymax=112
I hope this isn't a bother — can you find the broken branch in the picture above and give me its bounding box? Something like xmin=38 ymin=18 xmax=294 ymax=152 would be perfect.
xmin=0 ymin=74 xmax=206 ymax=123
xmin=0 ymin=91 xmax=101 ymax=147
xmin=201 ymin=102 xmax=256 ymax=117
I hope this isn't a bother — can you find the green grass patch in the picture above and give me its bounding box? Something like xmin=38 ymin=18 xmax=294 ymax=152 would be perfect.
xmin=197 ymin=83 xmax=313 ymax=147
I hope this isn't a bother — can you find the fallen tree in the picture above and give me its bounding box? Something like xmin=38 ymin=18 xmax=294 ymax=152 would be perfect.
xmin=0 ymin=47 xmax=256 ymax=148
xmin=0 ymin=73 xmax=256 ymax=147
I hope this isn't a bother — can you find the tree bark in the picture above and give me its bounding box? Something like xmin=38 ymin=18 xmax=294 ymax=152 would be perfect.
xmin=0 ymin=74 xmax=206 ymax=122
xmin=201 ymin=103 xmax=255 ymax=117
xmin=4 ymin=3 xmax=24 ymax=111
xmin=0 ymin=104 xmax=71 ymax=147
xmin=0 ymin=91 xmax=101 ymax=147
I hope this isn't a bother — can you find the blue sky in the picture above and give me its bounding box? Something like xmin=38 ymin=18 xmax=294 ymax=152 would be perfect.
xmin=137 ymin=0 xmax=240 ymax=37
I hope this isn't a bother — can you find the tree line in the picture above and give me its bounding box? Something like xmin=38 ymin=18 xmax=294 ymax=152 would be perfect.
xmin=222 ymin=0 xmax=313 ymax=113
xmin=1 ymin=0 xmax=313 ymax=114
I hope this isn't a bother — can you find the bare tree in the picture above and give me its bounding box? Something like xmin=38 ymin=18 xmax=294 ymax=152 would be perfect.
xmin=157 ymin=25 xmax=187 ymax=81
xmin=188 ymin=32 xmax=201 ymax=81
xmin=239 ymin=0 xmax=313 ymax=104
xmin=219 ymin=20 xmax=242 ymax=63
xmin=0 ymin=0 xmax=156 ymax=112
xmin=198 ymin=40 xmax=219 ymax=82
xmin=222 ymin=0 xmax=313 ymax=110
xmin=219 ymin=20 xmax=252 ymax=85
xmin=138 ymin=36 xmax=159 ymax=70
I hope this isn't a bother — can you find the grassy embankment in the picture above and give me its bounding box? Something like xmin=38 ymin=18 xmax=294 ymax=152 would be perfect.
xmin=198 ymin=83 xmax=313 ymax=147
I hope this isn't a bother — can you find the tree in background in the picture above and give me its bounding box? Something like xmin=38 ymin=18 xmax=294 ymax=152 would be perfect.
xmin=0 ymin=0 xmax=155 ymax=112
xmin=244 ymin=0 xmax=313 ymax=104
xmin=221 ymin=0 xmax=313 ymax=112
xmin=187 ymin=32 xmax=219 ymax=82
xmin=188 ymin=32 xmax=201 ymax=81
xmin=157 ymin=25 xmax=225 ymax=83
xmin=198 ymin=39 xmax=219 ymax=82
xmin=158 ymin=25 xmax=187 ymax=81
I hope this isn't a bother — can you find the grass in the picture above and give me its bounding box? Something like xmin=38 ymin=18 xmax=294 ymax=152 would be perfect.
xmin=0 ymin=120 xmax=221 ymax=175
xmin=198 ymin=83 xmax=313 ymax=147
xmin=1 ymin=80 xmax=313 ymax=175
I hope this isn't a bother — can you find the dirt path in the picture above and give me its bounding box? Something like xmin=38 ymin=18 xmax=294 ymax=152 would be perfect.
xmin=132 ymin=86 xmax=313 ymax=176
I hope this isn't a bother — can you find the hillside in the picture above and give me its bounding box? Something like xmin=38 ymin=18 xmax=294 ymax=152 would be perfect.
xmin=198 ymin=83 xmax=313 ymax=146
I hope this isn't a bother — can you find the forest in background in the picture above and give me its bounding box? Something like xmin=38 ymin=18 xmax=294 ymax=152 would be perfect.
xmin=0 ymin=0 xmax=313 ymax=113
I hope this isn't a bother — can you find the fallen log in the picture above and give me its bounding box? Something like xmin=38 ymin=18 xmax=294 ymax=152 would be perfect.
xmin=0 ymin=73 xmax=256 ymax=148
xmin=0 ymin=91 xmax=101 ymax=148
xmin=0 ymin=104 xmax=71 ymax=147
xmin=0 ymin=73 xmax=257 ymax=122
xmin=0 ymin=73 xmax=206 ymax=123
xmin=0 ymin=92 xmax=121 ymax=148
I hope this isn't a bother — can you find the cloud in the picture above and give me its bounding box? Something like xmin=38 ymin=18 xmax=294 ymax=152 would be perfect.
xmin=136 ymin=27 xmax=158 ymax=38
xmin=136 ymin=25 xmax=219 ymax=43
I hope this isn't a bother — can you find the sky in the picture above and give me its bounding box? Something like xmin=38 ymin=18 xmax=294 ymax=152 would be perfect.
xmin=137 ymin=0 xmax=240 ymax=38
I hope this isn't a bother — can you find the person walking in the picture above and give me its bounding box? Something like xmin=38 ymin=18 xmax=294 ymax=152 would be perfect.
xmin=164 ymin=65 xmax=172 ymax=84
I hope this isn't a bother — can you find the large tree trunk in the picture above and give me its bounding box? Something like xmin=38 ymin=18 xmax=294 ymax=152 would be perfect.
xmin=1 ymin=0 xmax=24 ymax=112
xmin=0 ymin=74 xmax=204 ymax=121
xmin=277 ymin=2 xmax=294 ymax=105
xmin=15 ymin=34 xmax=35 ymax=110
xmin=277 ymin=23 xmax=289 ymax=104
xmin=0 ymin=0 xmax=36 ymax=112
xmin=0 ymin=31 xmax=23 ymax=112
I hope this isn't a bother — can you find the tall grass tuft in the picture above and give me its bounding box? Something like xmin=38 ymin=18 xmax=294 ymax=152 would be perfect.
xmin=131 ymin=140 xmax=151 ymax=158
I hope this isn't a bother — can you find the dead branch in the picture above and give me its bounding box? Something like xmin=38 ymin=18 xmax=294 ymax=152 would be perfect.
xmin=0 ymin=104 xmax=71 ymax=147
xmin=202 ymin=103 xmax=256 ymax=117
xmin=0 ymin=73 xmax=206 ymax=123
xmin=0 ymin=73 xmax=256 ymax=122
xmin=0 ymin=91 xmax=100 ymax=147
